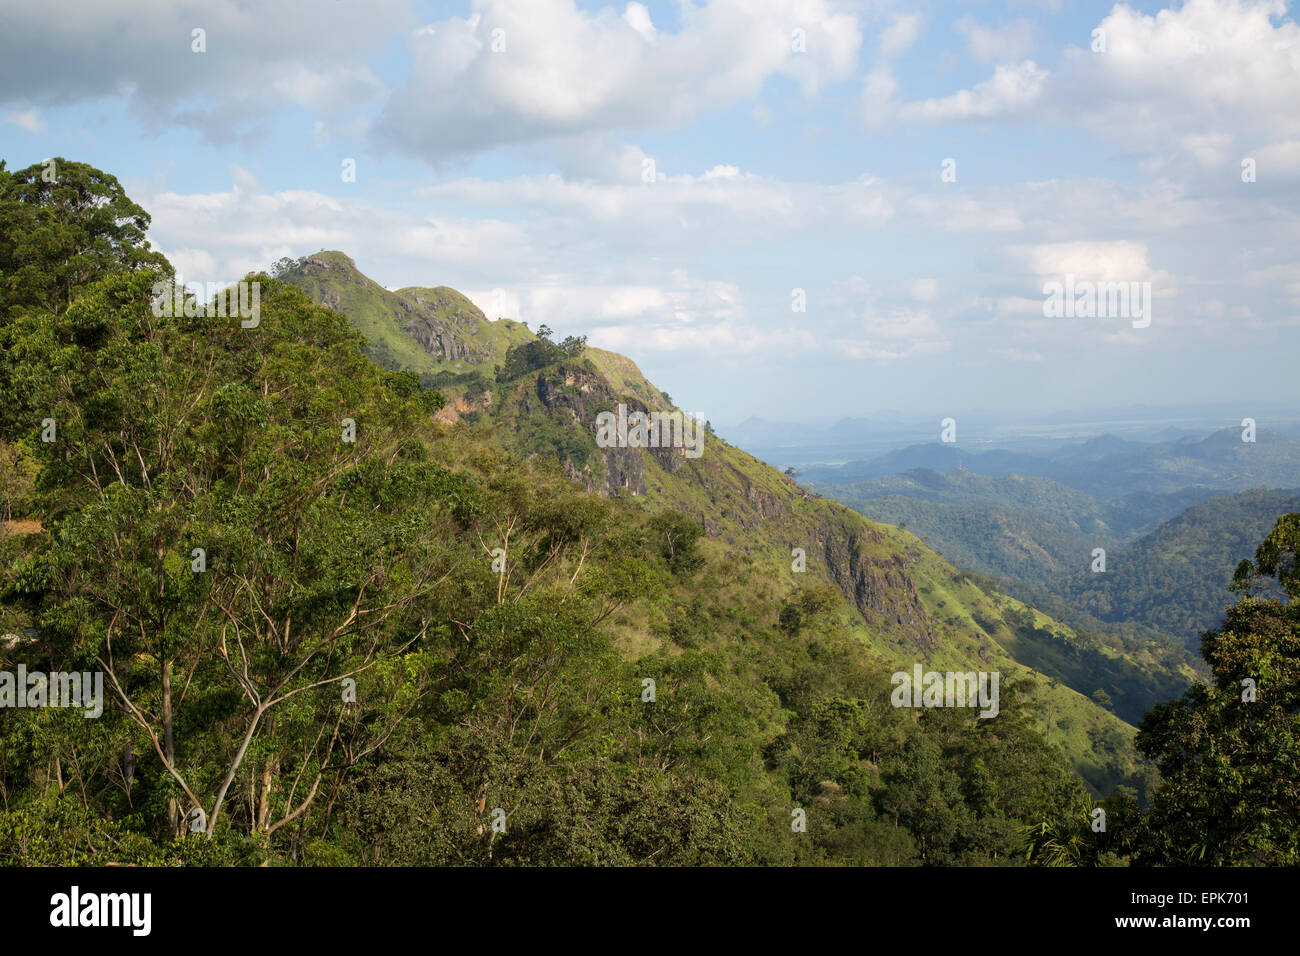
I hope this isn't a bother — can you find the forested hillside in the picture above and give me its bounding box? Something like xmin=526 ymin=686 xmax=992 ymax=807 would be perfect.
xmin=1057 ymin=489 xmax=1300 ymax=646
xmin=817 ymin=460 xmax=1300 ymax=652
xmin=809 ymin=468 xmax=1217 ymax=585
xmin=283 ymin=251 xmax=1162 ymax=791
xmin=3 ymin=158 xmax=1298 ymax=866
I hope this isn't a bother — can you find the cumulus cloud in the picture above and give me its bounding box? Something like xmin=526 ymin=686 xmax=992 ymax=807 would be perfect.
xmin=416 ymin=162 xmax=896 ymax=244
xmin=3 ymin=109 xmax=44 ymax=133
xmin=897 ymin=60 xmax=1047 ymax=122
xmin=1058 ymin=0 xmax=1300 ymax=169
xmin=860 ymin=11 xmax=925 ymax=125
xmin=870 ymin=0 xmax=1298 ymax=170
xmin=136 ymin=169 xmax=792 ymax=360
xmin=828 ymin=276 xmax=951 ymax=360
xmin=1013 ymin=240 xmax=1169 ymax=285
xmin=863 ymin=13 xmax=1043 ymax=125
xmin=478 ymin=275 xmax=806 ymax=357
xmin=381 ymin=0 xmax=863 ymax=159
xmin=0 ymin=0 xmax=408 ymax=139
xmin=139 ymin=171 xmax=534 ymax=287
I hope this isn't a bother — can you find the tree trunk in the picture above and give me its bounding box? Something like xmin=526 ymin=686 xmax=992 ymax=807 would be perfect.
xmin=256 ymin=758 xmax=276 ymax=831
xmin=161 ymin=657 xmax=180 ymax=839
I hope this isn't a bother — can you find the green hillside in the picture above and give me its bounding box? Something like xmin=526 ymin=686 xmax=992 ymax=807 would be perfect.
xmin=808 ymin=469 xmax=1216 ymax=587
xmin=35 ymin=160 xmax=1300 ymax=867
xmin=276 ymin=251 xmax=533 ymax=377
xmin=286 ymin=256 xmax=1156 ymax=795
xmin=1057 ymin=487 xmax=1300 ymax=645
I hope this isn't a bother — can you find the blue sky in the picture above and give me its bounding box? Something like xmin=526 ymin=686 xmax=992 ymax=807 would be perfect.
xmin=3 ymin=0 xmax=1298 ymax=428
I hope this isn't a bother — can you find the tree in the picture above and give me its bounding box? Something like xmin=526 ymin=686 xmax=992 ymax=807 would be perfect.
xmin=0 ymin=158 xmax=169 ymax=315
xmin=646 ymin=511 xmax=705 ymax=576
xmin=5 ymin=271 xmax=461 ymax=840
xmin=559 ymin=334 xmax=586 ymax=357
xmin=0 ymin=439 xmax=37 ymax=521
xmin=1135 ymin=512 xmax=1300 ymax=865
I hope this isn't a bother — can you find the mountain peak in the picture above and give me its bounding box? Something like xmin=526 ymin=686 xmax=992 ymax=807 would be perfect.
xmin=299 ymin=249 xmax=359 ymax=271
xmin=278 ymin=252 xmax=533 ymax=375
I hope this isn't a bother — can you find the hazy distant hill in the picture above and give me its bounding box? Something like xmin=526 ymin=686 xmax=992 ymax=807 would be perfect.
xmin=805 ymin=428 xmax=1300 ymax=498
xmin=810 ymin=468 xmax=1217 ymax=585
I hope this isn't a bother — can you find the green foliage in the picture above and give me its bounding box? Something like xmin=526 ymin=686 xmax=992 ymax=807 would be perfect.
xmin=496 ymin=333 xmax=587 ymax=383
xmin=1134 ymin=513 xmax=1300 ymax=865
xmin=0 ymin=439 xmax=38 ymax=521
xmin=646 ymin=510 xmax=705 ymax=576
xmin=1061 ymin=489 xmax=1300 ymax=645
xmin=0 ymin=157 xmax=170 ymax=316
xmin=3 ymin=159 xmax=1248 ymax=869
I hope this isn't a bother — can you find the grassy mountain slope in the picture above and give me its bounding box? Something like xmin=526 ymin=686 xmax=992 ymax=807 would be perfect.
xmin=278 ymin=251 xmax=533 ymax=376
xmin=286 ymin=253 xmax=1158 ymax=795
xmin=486 ymin=364 xmax=1155 ymax=793
xmin=0 ymin=268 xmax=1111 ymax=866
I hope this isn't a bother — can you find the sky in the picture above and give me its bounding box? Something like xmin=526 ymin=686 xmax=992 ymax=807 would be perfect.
xmin=2 ymin=0 xmax=1298 ymax=428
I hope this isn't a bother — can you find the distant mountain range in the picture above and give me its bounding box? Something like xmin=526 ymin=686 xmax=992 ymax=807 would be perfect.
xmin=811 ymin=468 xmax=1218 ymax=586
xmin=802 ymin=428 xmax=1300 ymax=498
xmin=809 ymin=451 xmax=1300 ymax=650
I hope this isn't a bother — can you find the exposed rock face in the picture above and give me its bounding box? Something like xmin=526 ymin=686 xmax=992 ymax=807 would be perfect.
xmin=743 ymin=485 xmax=784 ymax=519
xmin=399 ymin=288 xmax=495 ymax=364
xmin=601 ymin=447 xmax=646 ymax=497
xmin=816 ymin=522 xmax=938 ymax=653
xmin=433 ymin=390 xmax=493 ymax=424
xmin=290 ymin=254 xmax=497 ymax=363
xmin=533 ymin=368 xmax=664 ymax=498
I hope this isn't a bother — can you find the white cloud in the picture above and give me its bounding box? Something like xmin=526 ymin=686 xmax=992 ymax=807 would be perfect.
xmin=1059 ymin=0 xmax=1300 ymax=169
xmin=271 ymin=66 xmax=387 ymax=117
xmin=878 ymin=11 xmax=925 ymax=59
xmin=860 ymin=11 xmax=924 ymax=125
xmin=417 ymin=163 xmax=896 ymax=242
xmin=898 ymin=60 xmax=1047 ymax=122
xmin=382 ymin=0 xmax=863 ymax=159
xmin=623 ymin=2 xmax=657 ymax=44
xmin=3 ymin=108 xmax=44 ymax=133
xmin=954 ymin=16 xmax=1035 ymax=64
xmin=1245 ymin=262 xmax=1300 ymax=304
xmin=0 ymin=0 xmax=408 ymax=139
xmin=1247 ymin=139 xmax=1300 ymax=179
xmin=1013 ymin=240 xmax=1170 ymax=287
xmin=994 ymin=347 xmax=1045 ymax=362
xmin=864 ymin=7 xmax=1043 ymax=129
xmin=912 ymin=278 xmax=939 ymax=302
xmin=828 ymin=276 xmax=951 ymax=360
